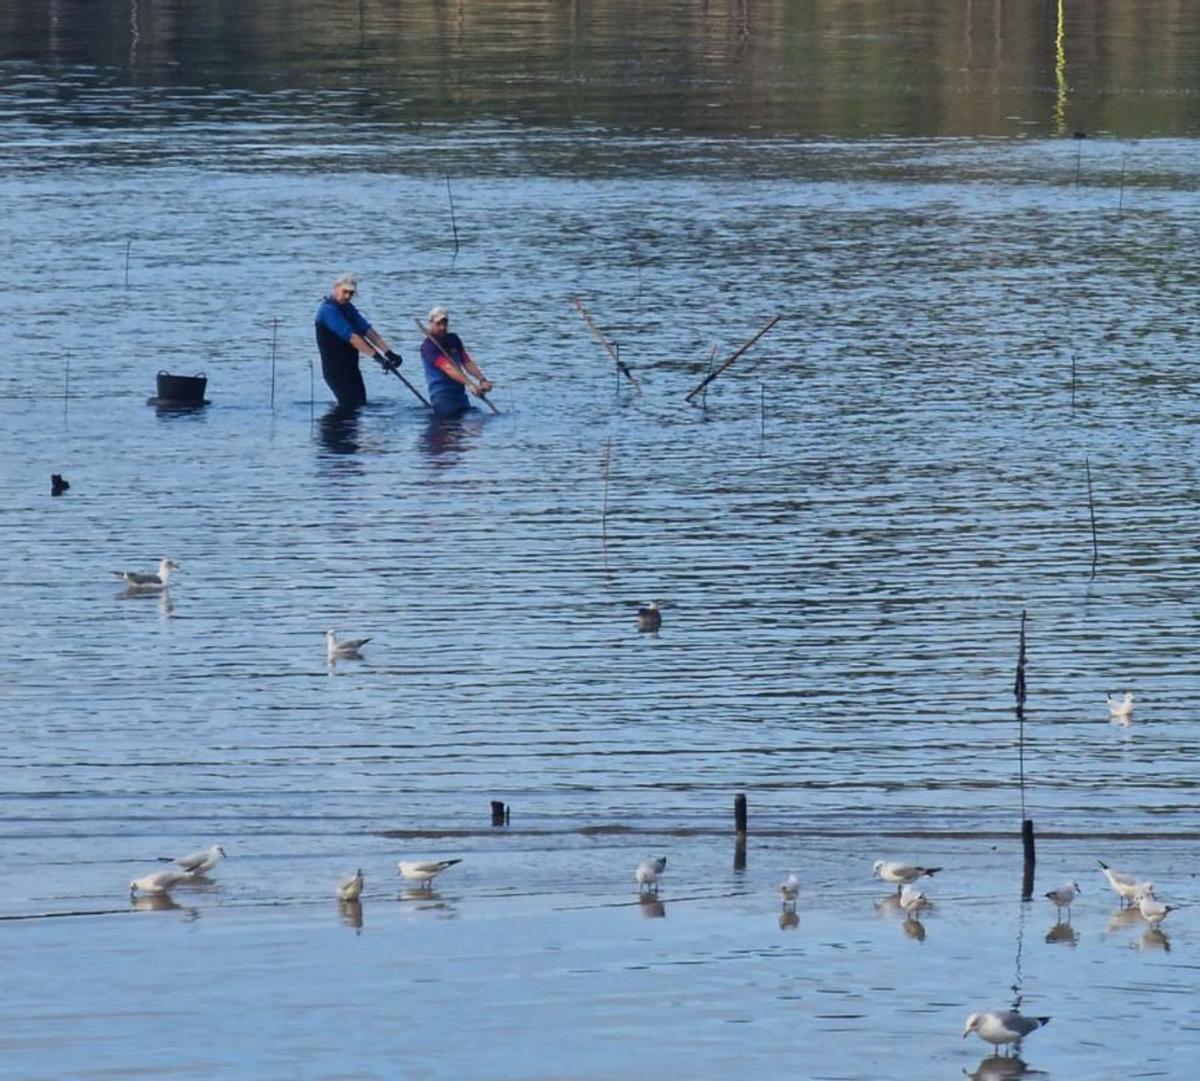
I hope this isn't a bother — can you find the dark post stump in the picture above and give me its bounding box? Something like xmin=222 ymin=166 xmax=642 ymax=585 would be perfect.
xmin=490 ymin=800 xmax=507 ymax=828
xmin=1021 ymin=819 xmax=1036 ymax=900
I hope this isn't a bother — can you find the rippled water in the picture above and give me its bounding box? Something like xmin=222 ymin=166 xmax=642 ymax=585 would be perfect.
xmin=2 ymin=3 xmax=1199 ymax=1078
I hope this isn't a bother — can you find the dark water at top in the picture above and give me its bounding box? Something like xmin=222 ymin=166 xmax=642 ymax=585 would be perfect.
xmin=1 ymin=4 xmax=1199 ymax=1079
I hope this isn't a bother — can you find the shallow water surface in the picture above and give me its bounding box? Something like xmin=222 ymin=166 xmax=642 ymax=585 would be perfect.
xmin=1 ymin=3 xmax=1199 ymax=1079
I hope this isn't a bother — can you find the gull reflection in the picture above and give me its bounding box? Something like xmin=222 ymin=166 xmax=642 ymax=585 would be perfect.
xmin=338 ymin=899 xmax=364 ymax=933
xmin=902 ymin=915 xmax=926 ymax=942
xmin=1138 ymin=927 xmax=1170 ymax=952
xmin=638 ymin=894 xmax=666 ymax=919
xmin=778 ymin=908 xmax=799 ymax=931
xmin=1106 ymin=906 xmax=1145 ymax=934
xmin=874 ymin=893 xmax=903 ymax=916
xmin=1044 ymin=921 xmax=1079 ymax=946
xmin=130 ymin=893 xmax=199 ymax=921
xmin=399 ymin=887 xmax=458 ymax=918
xmin=966 ymin=1054 xmax=1043 ymax=1081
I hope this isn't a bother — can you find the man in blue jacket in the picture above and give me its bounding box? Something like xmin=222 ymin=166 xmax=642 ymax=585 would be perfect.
xmin=314 ymin=273 xmax=402 ymax=408
xmin=419 ymin=306 xmax=493 ymax=417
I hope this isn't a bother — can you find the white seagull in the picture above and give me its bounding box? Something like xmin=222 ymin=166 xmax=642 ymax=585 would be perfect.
xmin=1097 ymin=860 xmax=1152 ymax=907
xmin=1134 ymin=889 xmax=1177 ymax=927
xmin=779 ymin=873 xmax=800 ymax=907
xmin=1045 ymin=880 xmax=1081 ymax=917
xmin=159 ymin=843 xmax=226 ymax=875
xmin=1107 ymin=691 xmax=1135 ymax=721
xmin=397 ymin=859 xmax=461 ymax=887
xmin=873 ymin=860 xmax=941 ymax=891
xmin=635 ymin=856 xmax=667 ymax=893
xmin=962 ymin=1011 xmax=1051 ymax=1054
xmin=326 ymin=629 xmax=371 ymax=661
xmin=113 ymin=558 xmax=179 ymax=590
xmin=130 ymin=869 xmax=196 ymax=896
xmin=338 ymin=869 xmax=364 ymax=902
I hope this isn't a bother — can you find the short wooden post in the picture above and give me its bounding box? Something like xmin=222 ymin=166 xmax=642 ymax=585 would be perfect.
xmin=490 ymin=800 xmax=507 ymax=827
xmin=733 ymin=792 xmax=748 ymax=870
xmin=1021 ymin=819 xmax=1036 ymax=901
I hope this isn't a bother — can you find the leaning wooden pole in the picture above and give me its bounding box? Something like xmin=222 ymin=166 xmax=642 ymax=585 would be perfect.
xmin=684 ymin=315 xmax=780 ymax=402
xmin=573 ymin=298 xmax=643 ymax=395
xmin=1085 ymin=456 xmax=1099 ymax=578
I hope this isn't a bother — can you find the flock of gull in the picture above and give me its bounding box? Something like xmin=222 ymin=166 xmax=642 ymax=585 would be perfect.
xmin=126 ymin=844 xmax=1180 ymax=1060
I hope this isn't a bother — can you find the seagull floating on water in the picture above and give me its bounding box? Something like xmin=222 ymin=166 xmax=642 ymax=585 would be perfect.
xmin=130 ymin=869 xmax=197 ymax=896
xmin=636 ymin=601 xmax=662 ymax=633
xmin=873 ymin=860 xmax=941 ymax=891
xmin=326 ymin=629 xmax=370 ymax=661
xmin=636 ymin=856 xmax=667 ymax=893
xmin=1097 ymin=860 xmax=1152 ymax=907
xmin=1134 ymin=889 xmax=1177 ymax=927
xmin=962 ymin=1011 xmax=1050 ymax=1054
xmin=158 ymin=843 xmax=225 ymax=875
xmin=397 ymin=859 xmax=461 ymax=887
xmin=1107 ymin=691 xmax=1134 ymax=721
xmin=1045 ymin=880 xmax=1080 ymax=917
xmin=338 ymin=869 xmax=364 ymax=901
xmin=113 ymin=558 xmax=179 ymax=590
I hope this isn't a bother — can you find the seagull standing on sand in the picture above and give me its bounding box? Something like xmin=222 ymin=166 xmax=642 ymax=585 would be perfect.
xmin=338 ymin=869 xmax=364 ymax=901
xmin=1045 ymin=880 xmax=1080 ymax=918
xmin=636 ymin=856 xmax=667 ymax=893
xmin=113 ymin=558 xmax=179 ymax=590
xmin=159 ymin=844 xmax=225 ymax=875
xmin=130 ymin=870 xmax=196 ymax=896
xmin=397 ymin=859 xmax=461 ymax=888
xmin=873 ymin=860 xmax=941 ymax=892
xmin=636 ymin=602 xmax=662 ymax=633
xmin=326 ymin=629 xmax=370 ymax=662
xmin=962 ymin=1011 xmax=1051 ymax=1055
xmin=1134 ymin=889 xmax=1177 ymax=927
xmin=1107 ymin=691 xmax=1135 ymax=721
xmin=1097 ymin=860 xmax=1152 ymax=907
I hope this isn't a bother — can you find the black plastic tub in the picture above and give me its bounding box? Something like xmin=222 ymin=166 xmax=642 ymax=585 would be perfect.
xmin=148 ymin=370 xmax=209 ymax=408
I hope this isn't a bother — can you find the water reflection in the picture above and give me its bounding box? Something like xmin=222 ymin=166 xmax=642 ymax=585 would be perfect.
xmin=398 ymin=888 xmax=457 ymax=918
xmin=338 ymin=898 xmax=364 ymax=933
xmin=117 ymin=586 xmax=174 ymax=618
xmin=130 ymin=893 xmax=198 ymax=920
xmin=1106 ymin=906 xmax=1145 ymax=935
xmin=1138 ymin=928 xmax=1170 ymax=953
xmin=638 ymin=895 xmax=666 ymax=919
xmin=902 ymin=915 xmax=926 ymax=942
xmin=778 ymin=908 xmax=799 ymax=931
xmin=966 ymin=1055 xmax=1043 ymax=1081
xmin=418 ymin=413 xmax=484 ymax=465
xmin=1044 ymin=921 xmax=1079 ymax=947
xmin=317 ymin=404 xmax=362 ymax=456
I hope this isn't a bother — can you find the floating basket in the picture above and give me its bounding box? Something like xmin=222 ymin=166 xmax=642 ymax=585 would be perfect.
xmin=155 ymin=370 xmax=207 ymax=403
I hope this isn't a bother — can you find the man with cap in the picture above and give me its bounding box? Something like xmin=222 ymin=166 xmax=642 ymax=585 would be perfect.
xmin=314 ymin=273 xmax=402 ymax=408
xmin=419 ymin=307 xmax=493 ymax=417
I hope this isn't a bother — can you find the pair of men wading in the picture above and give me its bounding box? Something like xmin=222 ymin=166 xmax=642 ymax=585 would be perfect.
xmin=314 ymin=274 xmax=492 ymax=417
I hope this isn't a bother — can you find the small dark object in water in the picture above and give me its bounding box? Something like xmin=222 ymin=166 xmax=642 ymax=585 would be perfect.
xmin=148 ymin=370 xmax=208 ymax=407
xmin=636 ymin=601 xmax=661 ymax=632
xmin=51 ymin=474 xmax=69 ymax=496
xmin=1073 ymin=130 xmax=1087 ymax=139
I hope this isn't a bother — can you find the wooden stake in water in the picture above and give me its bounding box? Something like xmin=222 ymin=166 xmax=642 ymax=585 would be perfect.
xmin=1073 ymin=131 xmax=1085 ymax=187
xmin=270 ymin=317 xmax=278 ymax=409
xmin=1118 ymin=153 xmax=1127 ymax=217
xmin=308 ymin=355 xmax=315 ymax=424
xmin=1085 ymin=456 xmax=1099 ymax=577
xmin=1014 ymin=609 xmax=1035 ymax=899
xmin=573 ymin=298 xmax=643 ymax=395
xmin=601 ymin=437 xmax=613 ymax=577
xmin=733 ymin=793 xmax=748 ymax=871
xmin=1070 ymin=353 xmax=1077 ymax=411
xmin=701 ymin=344 xmax=717 ymax=410
xmin=759 ymin=383 xmax=765 ymax=455
xmin=124 ymin=239 xmax=131 ymax=289
xmin=445 ymin=174 xmax=460 ymax=256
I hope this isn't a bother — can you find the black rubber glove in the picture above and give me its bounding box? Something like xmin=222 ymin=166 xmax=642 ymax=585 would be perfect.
xmin=383 ymin=349 xmax=403 ymax=370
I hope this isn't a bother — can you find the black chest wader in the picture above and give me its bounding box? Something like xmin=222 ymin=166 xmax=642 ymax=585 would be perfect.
xmin=316 ymin=320 xmax=367 ymax=408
